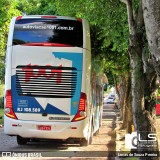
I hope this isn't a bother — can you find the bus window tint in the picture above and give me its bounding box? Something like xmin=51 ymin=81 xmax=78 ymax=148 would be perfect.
xmin=13 ymin=19 xmax=83 ymax=47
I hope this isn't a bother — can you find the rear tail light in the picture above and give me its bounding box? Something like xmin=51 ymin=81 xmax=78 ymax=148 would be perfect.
xmin=22 ymin=42 xmax=72 ymax=47
xmin=41 ymin=16 xmax=57 ymax=18
xmin=5 ymin=90 xmax=17 ymax=119
xmin=77 ymin=18 xmax=82 ymax=22
xmin=72 ymin=92 xmax=87 ymax=122
xmin=16 ymin=16 xmax=22 ymax=21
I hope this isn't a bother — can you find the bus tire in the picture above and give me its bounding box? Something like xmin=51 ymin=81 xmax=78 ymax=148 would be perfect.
xmin=17 ymin=136 xmax=28 ymax=145
xmin=80 ymin=138 xmax=89 ymax=146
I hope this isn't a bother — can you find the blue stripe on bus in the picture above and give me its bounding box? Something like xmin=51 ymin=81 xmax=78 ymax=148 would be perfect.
xmin=52 ymin=52 xmax=83 ymax=115
xmin=11 ymin=75 xmax=68 ymax=115
xmin=52 ymin=52 xmax=83 ymax=71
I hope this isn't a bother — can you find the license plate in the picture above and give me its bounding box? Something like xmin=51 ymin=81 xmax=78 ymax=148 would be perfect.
xmin=37 ymin=125 xmax=51 ymax=131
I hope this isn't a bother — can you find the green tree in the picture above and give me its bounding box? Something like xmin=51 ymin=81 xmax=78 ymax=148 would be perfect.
xmin=17 ymin=0 xmax=56 ymax=15
xmin=0 ymin=0 xmax=20 ymax=83
xmin=55 ymin=0 xmax=133 ymax=132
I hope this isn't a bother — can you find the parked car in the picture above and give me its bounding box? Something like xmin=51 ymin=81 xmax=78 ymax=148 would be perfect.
xmin=106 ymin=97 xmax=115 ymax=104
xmin=110 ymin=94 xmax=115 ymax=99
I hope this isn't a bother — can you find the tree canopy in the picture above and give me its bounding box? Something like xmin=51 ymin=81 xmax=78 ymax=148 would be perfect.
xmin=55 ymin=0 xmax=130 ymax=84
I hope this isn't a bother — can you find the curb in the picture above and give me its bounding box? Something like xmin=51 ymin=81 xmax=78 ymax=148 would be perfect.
xmin=114 ymin=109 xmax=126 ymax=160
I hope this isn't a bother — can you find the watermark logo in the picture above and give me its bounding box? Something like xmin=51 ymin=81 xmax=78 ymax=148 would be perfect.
xmin=2 ymin=152 xmax=12 ymax=157
xmin=1 ymin=152 xmax=42 ymax=158
xmin=125 ymin=132 xmax=138 ymax=149
xmin=125 ymin=132 xmax=157 ymax=149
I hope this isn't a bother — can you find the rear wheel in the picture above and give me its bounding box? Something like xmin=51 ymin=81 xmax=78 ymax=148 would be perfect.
xmin=80 ymin=138 xmax=89 ymax=146
xmin=17 ymin=136 xmax=28 ymax=145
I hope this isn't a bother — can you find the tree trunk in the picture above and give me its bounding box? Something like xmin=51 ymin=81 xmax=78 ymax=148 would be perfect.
xmin=125 ymin=0 xmax=145 ymax=132
xmin=117 ymin=75 xmax=127 ymax=123
xmin=125 ymin=73 xmax=132 ymax=133
xmin=121 ymin=0 xmax=159 ymax=159
xmin=129 ymin=29 xmax=159 ymax=160
xmin=119 ymin=73 xmax=132 ymax=131
xmin=142 ymin=0 xmax=160 ymax=79
xmin=129 ymin=35 xmax=145 ymax=132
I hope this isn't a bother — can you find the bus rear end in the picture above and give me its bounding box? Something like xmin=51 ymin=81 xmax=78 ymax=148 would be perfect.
xmin=4 ymin=15 xmax=92 ymax=145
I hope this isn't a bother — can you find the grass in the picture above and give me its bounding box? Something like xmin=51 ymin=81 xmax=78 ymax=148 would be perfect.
xmin=0 ymin=108 xmax=4 ymax=125
xmin=0 ymin=84 xmax=4 ymax=124
xmin=0 ymin=84 xmax=4 ymax=107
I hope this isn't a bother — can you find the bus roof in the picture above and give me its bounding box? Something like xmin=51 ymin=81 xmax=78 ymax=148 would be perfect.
xmin=15 ymin=15 xmax=82 ymax=21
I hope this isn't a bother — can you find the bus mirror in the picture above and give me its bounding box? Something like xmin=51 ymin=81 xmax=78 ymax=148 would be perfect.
xmin=103 ymin=83 xmax=107 ymax=91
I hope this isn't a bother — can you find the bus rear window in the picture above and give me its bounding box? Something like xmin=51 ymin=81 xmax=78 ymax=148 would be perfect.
xmin=13 ymin=18 xmax=83 ymax=47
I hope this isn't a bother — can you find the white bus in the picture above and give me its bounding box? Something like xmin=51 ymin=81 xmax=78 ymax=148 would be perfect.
xmin=4 ymin=15 xmax=104 ymax=146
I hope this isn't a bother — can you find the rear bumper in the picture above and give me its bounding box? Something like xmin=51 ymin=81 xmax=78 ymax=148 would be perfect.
xmin=4 ymin=115 xmax=89 ymax=140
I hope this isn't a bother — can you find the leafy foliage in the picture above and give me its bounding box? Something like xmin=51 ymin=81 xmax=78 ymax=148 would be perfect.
xmin=0 ymin=0 xmax=20 ymax=78
xmin=0 ymin=0 xmax=20 ymax=53
xmin=55 ymin=0 xmax=130 ymax=81
xmin=17 ymin=0 xmax=56 ymax=15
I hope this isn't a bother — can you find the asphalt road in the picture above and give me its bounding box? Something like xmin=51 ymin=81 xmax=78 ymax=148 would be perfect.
xmin=0 ymin=100 xmax=116 ymax=159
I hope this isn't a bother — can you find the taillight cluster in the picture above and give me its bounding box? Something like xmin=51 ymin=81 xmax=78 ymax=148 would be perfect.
xmin=72 ymin=92 xmax=87 ymax=122
xmin=5 ymin=90 xmax=17 ymax=119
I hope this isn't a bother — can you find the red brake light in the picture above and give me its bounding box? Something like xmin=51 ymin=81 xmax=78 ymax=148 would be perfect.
xmin=41 ymin=16 xmax=57 ymax=19
xmin=77 ymin=18 xmax=82 ymax=22
xmin=5 ymin=90 xmax=17 ymax=119
xmin=78 ymin=93 xmax=86 ymax=111
xmin=6 ymin=90 xmax=12 ymax=107
xmin=72 ymin=92 xmax=87 ymax=122
xmin=22 ymin=42 xmax=72 ymax=47
xmin=16 ymin=16 xmax=22 ymax=21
